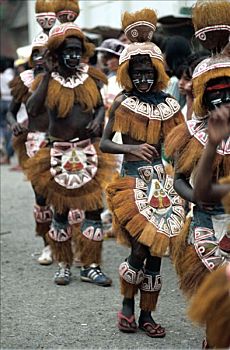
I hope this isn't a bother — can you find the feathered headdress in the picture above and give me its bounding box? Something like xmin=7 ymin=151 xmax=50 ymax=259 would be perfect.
xmin=35 ymin=0 xmax=56 ymax=33
xmin=55 ymin=0 xmax=80 ymax=24
xmin=192 ymin=0 xmax=230 ymax=53
xmin=192 ymin=55 xmax=230 ymax=118
xmin=117 ymin=8 xmax=169 ymax=92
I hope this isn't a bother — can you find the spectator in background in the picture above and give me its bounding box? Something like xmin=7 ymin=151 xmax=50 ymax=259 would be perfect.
xmin=96 ymin=39 xmax=126 ymax=237
xmin=0 ymin=56 xmax=15 ymax=164
xmin=178 ymin=51 xmax=209 ymax=120
xmin=164 ymin=35 xmax=192 ymax=108
xmin=96 ymin=38 xmax=126 ymax=110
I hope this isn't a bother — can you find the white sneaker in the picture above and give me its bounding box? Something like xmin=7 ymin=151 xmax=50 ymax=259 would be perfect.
xmin=37 ymin=245 xmax=53 ymax=265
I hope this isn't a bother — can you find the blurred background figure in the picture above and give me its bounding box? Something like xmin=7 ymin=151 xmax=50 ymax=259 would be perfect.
xmin=178 ymin=51 xmax=209 ymax=120
xmin=0 ymin=56 xmax=15 ymax=165
xmin=164 ymin=35 xmax=192 ymax=108
xmin=96 ymin=38 xmax=126 ymax=110
xmin=96 ymin=38 xmax=126 ymax=238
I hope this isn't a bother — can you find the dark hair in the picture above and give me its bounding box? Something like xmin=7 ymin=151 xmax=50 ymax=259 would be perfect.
xmin=179 ymin=51 xmax=209 ymax=79
xmin=164 ymin=35 xmax=192 ymax=77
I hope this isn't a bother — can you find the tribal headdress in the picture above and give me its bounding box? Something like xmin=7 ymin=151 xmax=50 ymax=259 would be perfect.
xmin=192 ymin=55 xmax=230 ymax=118
xmin=117 ymin=8 xmax=169 ymax=92
xmin=29 ymin=31 xmax=49 ymax=68
xmin=48 ymin=23 xmax=95 ymax=59
xmin=192 ymin=0 xmax=230 ymax=53
xmin=55 ymin=0 xmax=80 ymax=24
xmin=35 ymin=0 xmax=56 ymax=33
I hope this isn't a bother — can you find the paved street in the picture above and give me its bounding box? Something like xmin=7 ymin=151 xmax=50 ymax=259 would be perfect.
xmin=1 ymin=160 xmax=203 ymax=349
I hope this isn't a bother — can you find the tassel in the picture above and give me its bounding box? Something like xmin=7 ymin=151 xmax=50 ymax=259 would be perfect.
xmin=78 ymin=235 xmax=102 ymax=266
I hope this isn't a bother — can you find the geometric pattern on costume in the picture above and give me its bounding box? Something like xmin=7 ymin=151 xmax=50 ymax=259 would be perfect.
xmin=135 ymin=165 xmax=185 ymax=238
xmin=36 ymin=12 xmax=56 ymax=31
xmin=140 ymin=271 xmax=162 ymax=292
xmin=33 ymin=204 xmax=52 ymax=223
xmin=68 ymin=208 xmax=85 ymax=225
xmin=119 ymin=261 xmax=144 ymax=285
xmin=50 ymin=139 xmax=98 ymax=190
xmin=48 ymin=225 xmax=72 ymax=242
xmin=119 ymin=42 xmax=163 ymax=65
xmin=187 ymin=118 xmax=230 ymax=155
xmin=25 ymin=132 xmax=47 ymax=158
xmin=193 ymin=214 xmax=230 ymax=271
xmin=81 ymin=219 xmax=104 ymax=242
xmin=121 ymin=96 xmax=180 ymax=121
xmin=108 ymin=162 xmax=185 ymax=257
xmin=51 ymin=64 xmax=89 ymax=88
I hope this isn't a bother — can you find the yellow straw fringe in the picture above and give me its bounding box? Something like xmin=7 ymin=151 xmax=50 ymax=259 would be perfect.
xmin=122 ymin=8 xmax=158 ymax=31
xmin=193 ymin=67 xmax=230 ymax=118
xmin=188 ymin=265 xmax=230 ymax=349
xmin=192 ymin=0 xmax=230 ymax=31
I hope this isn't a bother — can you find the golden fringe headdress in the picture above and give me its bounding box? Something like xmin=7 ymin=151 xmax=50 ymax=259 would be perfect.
xmin=48 ymin=23 xmax=95 ymax=59
xmin=117 ymin=8 xmax=169 ymax=92
xmin=29 ymin=31 xmax=48 ymax=68
xmin=192 ymin=0 xmax=230 ymax=52
xmin=35 ymin=0 xmax=56 ymax=32
xmin=192 ymin=54 xmax=230 ymax=118
xmin=55 ymin=0 xmax=80 ymax=23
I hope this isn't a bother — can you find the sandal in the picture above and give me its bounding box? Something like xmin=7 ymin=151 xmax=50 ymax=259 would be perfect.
xmin=139 ymin=321 xmax=166 ymax=338
xmin=117 ymin=311 xmax=138 ymax=333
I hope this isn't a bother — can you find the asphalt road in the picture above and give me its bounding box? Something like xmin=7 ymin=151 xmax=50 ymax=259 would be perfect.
xmin=1 ymin=160 xmax=203 ymax=349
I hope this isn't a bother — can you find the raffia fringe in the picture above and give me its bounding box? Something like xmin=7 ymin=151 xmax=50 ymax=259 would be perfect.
xmin=25 ymin=142 xmax=116 ymax=213
xmin=108 ymin=176 xmax=171 ymax=256
xmin=46 ymin=233 xmax=73 ymax=265
xmin=9 ymin=76 xmax=30 ymax=103
xmin=120 ymin=277 xmax=139 ymax=298
xmin=78 ymin=234 xmax=102 ymax=266
xmin=188 ymin=265 xmax=230 ymax=349
xmin=12 ymin=132 xmax=29 ymax=170
xmin=139 ymin=290 xmax=160 ymax=311
xmin=35 ymin=221 xmax=50 ymax=238
xmin=193 ymin=67 xmax=230 ymax=118
xmin=71 ymin=223 xmax=81 ymax=261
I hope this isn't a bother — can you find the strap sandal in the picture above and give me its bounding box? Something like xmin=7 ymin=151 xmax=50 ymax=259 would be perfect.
xmin=139 ymin=321 xmax=166 ymax=338
xmin=117 ymin=311 xmax=137 ymax=333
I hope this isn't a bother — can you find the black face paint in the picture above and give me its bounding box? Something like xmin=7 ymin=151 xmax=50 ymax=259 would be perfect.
xmin=129 ymin=54 xmax=156 ymax=93
xmin=203 ymin=77 xmax=230 ymax=111
xmin=58 ymin=37 xmax=83 ymax=70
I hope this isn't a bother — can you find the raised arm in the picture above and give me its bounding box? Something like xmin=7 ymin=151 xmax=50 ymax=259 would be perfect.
xmin=194 ymin=105 xmax=230 ymax=203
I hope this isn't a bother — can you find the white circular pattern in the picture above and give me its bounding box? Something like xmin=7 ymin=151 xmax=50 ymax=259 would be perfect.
xmin=131 ymin=29 xmax=138 ymax=38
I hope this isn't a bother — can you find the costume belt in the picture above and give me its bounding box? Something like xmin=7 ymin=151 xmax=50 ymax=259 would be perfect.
xmin=50 ymin=138 xmax=98 ymax=190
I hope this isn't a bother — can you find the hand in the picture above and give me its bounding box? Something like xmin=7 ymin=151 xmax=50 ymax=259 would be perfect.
xmin=208 ymin=105 xmax=230 ymax=146
xmin=129 ymin=143 xmax=159 ymax=163
xmin=86 ymin=119 xmax=102 ymax=137
xmin=11 ymin=122 xmax=27 ymax=136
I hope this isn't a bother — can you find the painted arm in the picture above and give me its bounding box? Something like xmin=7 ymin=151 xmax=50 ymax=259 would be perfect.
xmin=100 ymin=95 xmax=159 ymax=162
xmin=26 ymin=72 xmax=50 ymax=117
xmin=174 ymin=172 xmax=195 ymax=203
xmin=194 ymin=105 xmax=230 ymax=203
